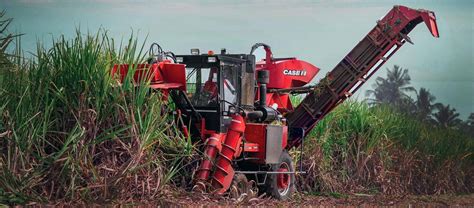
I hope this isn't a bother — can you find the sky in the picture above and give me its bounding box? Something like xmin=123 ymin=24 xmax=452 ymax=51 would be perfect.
xmin=2 ymin=0 xmax=473 ymax=118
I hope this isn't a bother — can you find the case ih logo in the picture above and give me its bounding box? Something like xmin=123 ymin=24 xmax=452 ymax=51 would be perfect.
xmin=283 ymin=69 xmax=307 ymax=76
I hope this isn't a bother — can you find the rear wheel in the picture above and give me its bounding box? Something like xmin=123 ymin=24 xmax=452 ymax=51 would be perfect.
xmin=264 ymin=150 xmax=295 ymax=200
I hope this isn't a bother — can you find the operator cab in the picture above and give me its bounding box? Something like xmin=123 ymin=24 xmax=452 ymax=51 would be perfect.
xmin=170 ymin=49 xmax=256 ymax=136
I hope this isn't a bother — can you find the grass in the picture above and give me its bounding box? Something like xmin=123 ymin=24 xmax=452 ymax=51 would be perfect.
xmin=298 ymin=101 xmax=473 ymax=195
xmin=0 ymin=30 xmax=196 ymax=205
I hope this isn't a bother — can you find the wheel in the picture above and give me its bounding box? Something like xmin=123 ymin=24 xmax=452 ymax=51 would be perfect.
xmin=229 ymin=173 xmax=251 ymax=199
xmin=264 ymin=150 xmax=295 ymax=200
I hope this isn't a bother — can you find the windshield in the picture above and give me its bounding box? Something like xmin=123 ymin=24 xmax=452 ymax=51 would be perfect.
xmin=222 ymin=64 xmax=238 ymax=112
xmin=186 ymin=67 xmax=218 ymax=107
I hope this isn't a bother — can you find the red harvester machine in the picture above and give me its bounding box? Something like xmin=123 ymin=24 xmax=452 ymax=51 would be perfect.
xmin=112 ymin=6 xmax=439 ymax=199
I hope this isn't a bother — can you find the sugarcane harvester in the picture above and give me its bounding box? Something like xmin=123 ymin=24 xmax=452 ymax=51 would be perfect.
xmin=111 ymin=6 xmax=439 ymax=199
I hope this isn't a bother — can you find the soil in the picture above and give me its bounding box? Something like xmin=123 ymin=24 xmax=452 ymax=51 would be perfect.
xmin=149 ymin=191 xmax=474 ymax=207
xmin=27 ymin=189 xmax=474 ymax=206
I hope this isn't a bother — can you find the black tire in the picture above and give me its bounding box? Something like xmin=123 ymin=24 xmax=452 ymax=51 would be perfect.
xmin=264 ymin=150 xmax=295 ymax=200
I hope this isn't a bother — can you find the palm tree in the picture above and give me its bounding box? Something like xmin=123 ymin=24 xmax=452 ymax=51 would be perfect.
xmin=432 ymin=104 xmax=462 ymax=128
xmin=461 ymin=113 xmax=474 ymax=137
xmin=366 ymin=65 xmax=416 ymax=111
xmin=466 ymin=113 xmax=474 ymax=126
xmin=415 ymin=88 xmax=436 ymax=122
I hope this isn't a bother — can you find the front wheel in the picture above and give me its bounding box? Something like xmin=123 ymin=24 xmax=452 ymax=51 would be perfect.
xmin=264 ymin=150 xmax=295 ymax=200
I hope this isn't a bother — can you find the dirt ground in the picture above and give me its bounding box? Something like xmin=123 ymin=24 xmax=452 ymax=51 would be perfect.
xmin=30 ymin=189 xmax=474 ymax=206
xmin=148 ymin=191 xmax=474 ymax=207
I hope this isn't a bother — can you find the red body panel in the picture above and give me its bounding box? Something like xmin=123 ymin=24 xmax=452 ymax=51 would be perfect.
xmin=111 ymin=63 xmax=156 ymax=83
xmin=111 ymin=61 xmax=187 ymax=92
xmin=266 ymin=92 xmax=294 ymax=112
xmin=243 ymin=123 xmax=266 ymax=162
xmin=255 ymin=58 xmax=319 ymax=111
xmin=158 ymin=62 xmax=187 ymax=91
xmin=380 ymin=6 xmax=439 ymax=38
xmin=257 ymin=59 xmax=320 ymax=89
